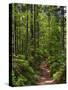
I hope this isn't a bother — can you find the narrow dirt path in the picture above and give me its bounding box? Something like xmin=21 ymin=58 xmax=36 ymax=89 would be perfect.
xmin=37 ymin=61 xmax=56 ymax=85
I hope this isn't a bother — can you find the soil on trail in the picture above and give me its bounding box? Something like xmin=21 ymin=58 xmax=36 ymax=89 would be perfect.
xmin=37 ymin=61 xmax=56 ymax=85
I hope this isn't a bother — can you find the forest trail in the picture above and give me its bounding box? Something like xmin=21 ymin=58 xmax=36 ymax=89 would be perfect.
xmin=37 ymin=61 xmax=56 ymax=85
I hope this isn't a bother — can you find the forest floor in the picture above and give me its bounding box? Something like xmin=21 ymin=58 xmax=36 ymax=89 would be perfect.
xmin=37 ymin=61 xmax=56 ymax=85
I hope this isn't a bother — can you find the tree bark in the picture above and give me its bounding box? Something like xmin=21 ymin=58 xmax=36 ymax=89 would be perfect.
xmin=25 ymin=4 xmax=28 ymax=60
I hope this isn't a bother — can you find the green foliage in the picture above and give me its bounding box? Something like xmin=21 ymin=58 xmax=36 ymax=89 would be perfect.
xmin=11 ymin=4 xmax=66 ymax=85
xmin=12 ymin=55 xmax=38 ymax=86
xmin=53 ymin=67 xmax=66 ymax=83
xmin=12 ymin=71 xmax=27 ymax=86
xmin=48 ymin=53 xmax=66 ymax=83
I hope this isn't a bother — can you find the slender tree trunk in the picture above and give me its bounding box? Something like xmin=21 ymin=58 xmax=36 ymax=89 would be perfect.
xmin=48 ymin=11 xmax=51 ymax=54
xmin=34 ymin=5 xmax=36 ymax=57
xmin=19 ymin=14 xmax=21 ymax=54
xmin=14 ymin=16 xmax=17 ymax=55
xmin=61 ymin=6 xmax=64 ymax=51
xmin=12 ymin=4 xmax=15 ymax=55
xmin=25 ymin=4 xmax=28 ymax=60
xmin=37 ymin=22 xmax=39 ymax=48
xmin=37 ymin=5 xmax=39 ymax=48
xmin=30 ymin=5 xmax=34 ymax=39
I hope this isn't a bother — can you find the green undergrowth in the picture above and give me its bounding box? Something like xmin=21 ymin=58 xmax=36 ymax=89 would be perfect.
xmin=12 ymin=54 xmax=39 ymax=86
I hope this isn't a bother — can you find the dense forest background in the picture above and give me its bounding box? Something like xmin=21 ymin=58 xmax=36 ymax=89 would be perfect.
xmin=9 ymin=3 xmax=66 ymax=86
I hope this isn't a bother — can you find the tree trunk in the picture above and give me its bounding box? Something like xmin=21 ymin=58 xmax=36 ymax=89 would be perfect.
xmin=61 ymin=6 xmax=65 ymax=51
xmin=25 ymin=4 xmax=28 ymax=60
xmin=30 ymin=5 xmax=34 ymax=39
xmin=37 ymin=5 xmax=39 ymax=48
xmin=34 ymin=5 xmax=36 ymax=57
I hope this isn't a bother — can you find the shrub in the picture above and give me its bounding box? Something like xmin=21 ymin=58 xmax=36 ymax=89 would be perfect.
xmin=12 ymin=55 xmax=38 ymax=86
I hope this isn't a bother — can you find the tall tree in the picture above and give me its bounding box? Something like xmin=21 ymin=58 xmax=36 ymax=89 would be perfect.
xmin=25 ymin=4 xmax=29 ymax=60
xmin=33 ymin=5 xmax=36 ymax=58
xmin=36 ymin=5 xmax=39 ymax=48
xmin=30 ymin=4 xmax=34 ymax=39
xmin=60 ymin=6 xmax=65 ymax=51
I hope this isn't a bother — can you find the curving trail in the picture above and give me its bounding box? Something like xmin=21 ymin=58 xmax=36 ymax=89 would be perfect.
xmin=37 ymin=61 xmax=56 ymax=85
